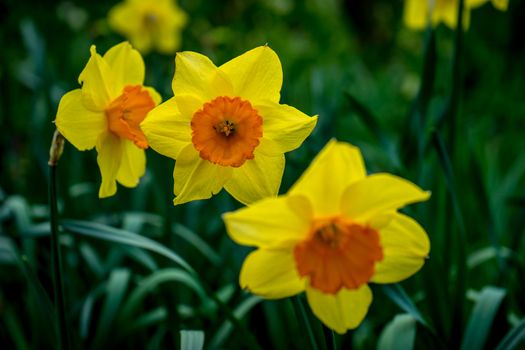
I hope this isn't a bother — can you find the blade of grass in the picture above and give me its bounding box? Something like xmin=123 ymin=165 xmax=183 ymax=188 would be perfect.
xmin=293 ymin=295 xmax=320 ymax=350
xmin=61 ymin=219 xmax=194 ymax=274
xmin=180 ymin=330 xmax=205 ymax=350
xmin=377 ymin=314 xmax=416 ymax=350
xmin=495 ymin=317 xmax=525 ymax=350
xmin=460 ymin=286 xmax=506 ymax=350
xmin=381 ymin=284 xmax=429 ymax=329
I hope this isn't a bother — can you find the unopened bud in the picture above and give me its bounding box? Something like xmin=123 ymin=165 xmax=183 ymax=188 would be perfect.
xmin=48 ymin=129 xmax=65 ymax=167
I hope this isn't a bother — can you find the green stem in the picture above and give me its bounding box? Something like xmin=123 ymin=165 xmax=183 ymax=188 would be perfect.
xmin=49 ymin=163 xmax=70 ymax=350
xmin=293 ymin=296 xmax=319 ymax=350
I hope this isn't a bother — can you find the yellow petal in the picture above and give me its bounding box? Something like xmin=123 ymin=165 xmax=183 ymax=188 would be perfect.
xmin=289 ymin=139 xmax=366 ymax=216
xmin=224 ymin=150 xmax=284 ymax=205
xmin=175 ymin=94 xmax=205 ymax=121
xmin=371 ymin=213 xmax=430 ymax=283
xmin=103 ymin=42 xmax=145 ymax=94
xmin=403 ymin=0 xmax=429 ymax=29
xmin=219 ymin=46 xmax=283 ymax=104
xmin=96 ymin=133 xmax=122 ymax=198
xmin=306 ymin=284 xmax=373 ymax=334
xmin=130 ymin=32 xmax=153 ymax=55
xmin=341 ymin=173 xmax=430 ymax=223
xmin=78 ymin=45 xmax=116 ymax=111
xmin=144 ymin=86 xmax=162 ymax=106
xmin=55 ymin=89 xmax=107 ymax=151
xmin=108 ymin=2 xmax=142 ymax=35
xmin=156 ymin=31 xmax=180 ymax=54
xmin=491 ymin=0 xmax=508 ymax=10
xmin=172 ymin=144 xmax=232 ymax=205
xmin=255 ymin=101 xmax=317 ymax=154
xmin=141 ymin=97 xmax=191 ymax=160
xmin=116 ymin=139 xmax=146 ymax=188
xmin=239 ymin=249 xmax=305 ymax=299
xmin=173 ymin=51 xmax=232 ymax=101
xmin=223 ymin=195 xmax=311 ymax=248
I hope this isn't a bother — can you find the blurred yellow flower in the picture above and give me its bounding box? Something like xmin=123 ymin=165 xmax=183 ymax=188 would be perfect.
xmin=223 ymin=140 xmax=430 ymax=333
xmin=404 ymin=0 xmax=508 ymax=30
xmin=55 ymin=42 xmax=161 ymax=198
xmin=108 ymin=0 xmax=187 ymax=54
xmin=142 ymin=46 xmax=317 ymax=205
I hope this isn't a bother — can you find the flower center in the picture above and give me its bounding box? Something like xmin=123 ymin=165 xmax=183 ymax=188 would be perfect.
xmin=294 ymin=217 xmax=383 ymax=294
xmin=105 ymin=85 xmax=154 ymax=149
xmin=191 ymin=96 xmax=263 ymax=167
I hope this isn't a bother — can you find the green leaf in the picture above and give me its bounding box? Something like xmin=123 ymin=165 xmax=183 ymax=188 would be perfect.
xmin=180 ymin=330 xmax=205 ymax=350
xmin=172 ymin=223 xmax=222 ymax=266
xmin=119 ymin=268 xmax=208 ymax=321
xmin=377 ymin=314 xmax=416 ymax=350
xmin=461 ymin=286 xmax=506 ymax=350
xmin=381 ymin=284 xmax=430 ymax=329
xmin=61 ymin=219 xmax=194 ymax=274
xmin=79 ymin=283 xmax=106 ymax=339
xmin=495 ymin=317 xmax=525 ymax=350
xmin=208 ymin=295 xmax=262 ymax=349
xmin=92 ymin=269 xmax=131 ymax=349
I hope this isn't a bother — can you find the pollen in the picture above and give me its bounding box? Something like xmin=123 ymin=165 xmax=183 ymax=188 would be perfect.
xmin=105 ymin=85 xmax=154 ymax=149
xmin=191 ymin=96 xmax=263 ymax=167
xmin=294 ymin=217 xmax=383 ymax=294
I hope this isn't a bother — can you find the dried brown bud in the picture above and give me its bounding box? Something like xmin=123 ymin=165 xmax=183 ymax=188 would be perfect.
xmin=48 ymin=129 xmax=65 ymax=167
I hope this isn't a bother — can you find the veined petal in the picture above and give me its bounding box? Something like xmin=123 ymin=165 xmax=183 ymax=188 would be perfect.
xmin=224 ymin=150 xmax=284 ymax=205
xmin=96 ymin=133 xmax=123 ymax=198
xmin=78 ymin=45 xmax=116 ymax=111
xmin=219 ymin=46 xmax=283 ymax=104
xmin=289 ymin=139 xmax=367 ymax=216
xmin=172 ymin=144 xmax=232 ymax=205
xmin=175 ymin=94 xmax=205 ymax=121
xmin=306 ymin=284 xmax=373 ymax=334
xmin=371 ymin=213 xmax=430 ymax=283
xmin=116 ymin=139 xmax=146 ymax=188
xmin=403 ymin=0 xmax=429 ymax=29
xmin=255 ymin=101 xmax=317 ymax=154
xmin=103 ymin=42 xmax=145 ymax=93
xmin=341 ymin=173 xmax=430 ymax=223
xmin=240 ymin=249 xmax=305 ymax=299
xmin=223 ymin=195 xmax=312 ymax=248
xmin=173 ymin=52 xmax=232 ymax=101
xmin=55 ymin=89 xmax=107 ymax=151
xmin=141 ymin=97 xmax=192 ymax=160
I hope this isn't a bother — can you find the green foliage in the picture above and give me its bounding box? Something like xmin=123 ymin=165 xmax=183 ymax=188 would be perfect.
xmin=1 ymin=0 xmax=525 ymax=349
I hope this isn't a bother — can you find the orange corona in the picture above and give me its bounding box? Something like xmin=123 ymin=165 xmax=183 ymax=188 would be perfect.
xmin=105 ymin=85 xmax=154 ymax=149
xmin=294 ymin=217 xmax=383 ymax=294
xmin=191 ymin=96 xmax=263 ymax=167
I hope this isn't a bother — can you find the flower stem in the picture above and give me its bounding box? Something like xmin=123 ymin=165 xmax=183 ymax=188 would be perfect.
xmin=48 ymin=130 xmax=70 ymax=350
xmin=294 ymin=295 xmax=319 ymax=350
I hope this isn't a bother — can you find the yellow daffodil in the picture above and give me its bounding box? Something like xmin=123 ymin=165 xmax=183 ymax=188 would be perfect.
xmin=141 ymin=46 xmax=318 ymax=205
xmin=223 ymin=140 xmax=430 ymax=333
xmin=55 ymin=42 xmax=161 ymax=198
xmin=108 ymin=0 xmax=187 ymax=54
xmin=404 ymin=0 xmax=507 ymax=30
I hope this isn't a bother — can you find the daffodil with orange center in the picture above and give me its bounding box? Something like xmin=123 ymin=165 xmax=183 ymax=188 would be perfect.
xmin=55 ymin=42 xmax=161 ymax=197
xmin=108 ymin=0 xmax=187 ymax=54
xmin=404 ymin=0 xmax=508 ymax=30
xmin=141 ymin=46 xmax=318 ymax=205
xmin=223 ymin=140 xmax=431 ymax=333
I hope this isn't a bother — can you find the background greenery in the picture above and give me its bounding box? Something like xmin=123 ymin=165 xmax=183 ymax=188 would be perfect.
xmin=1 ymin=0 xmax=525 ymax=349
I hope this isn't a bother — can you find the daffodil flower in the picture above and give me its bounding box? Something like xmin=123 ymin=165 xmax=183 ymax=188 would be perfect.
xmin=108 ymin=0 xmax=187 ymax=54
xmin=404 ymin=0 xmax=508 ymax=30
xmin=223 ymin=140 xmax=430 ymax=334
xmin=55 ymin=42 xmax=161 ymax=198
xmin=142 ymin=46 xmax=318 ymax=205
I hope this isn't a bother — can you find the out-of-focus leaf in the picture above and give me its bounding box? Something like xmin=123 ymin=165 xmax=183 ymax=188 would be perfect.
xmin=180 ymin=330 xmax=205 ymax=350
xmin=79 ymin=283 xmax=106 ymax=339
xmin=381 ymin=284 xmax=430 ymax=329
xmin=61 ymin=220 xmax=194 ymax=274
xmin=377 ymin=314 xmax=416 ymax=350
xmin=495 ymin=317 xmax=525 ymax=350
xmin=467 ymin=246 xmax=513 ymax=269
xmin=208 ymin=295 xmax=262 ymax=349
xmin=119 ymin=268 xmax=208 ymax=321
xmin=92 ymin=269 xmax=130 ymax=349
xmin=461 ymin=286 xmax=506 ymax=350
xmin=172 ymin=223 xmax=222 ymax=266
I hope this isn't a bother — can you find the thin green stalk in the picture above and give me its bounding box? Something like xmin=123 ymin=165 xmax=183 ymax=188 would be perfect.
xmin=48 ymin=130 xmax=70 ymax=350
xmin=293 ymin=296 xmax=320 ymax=350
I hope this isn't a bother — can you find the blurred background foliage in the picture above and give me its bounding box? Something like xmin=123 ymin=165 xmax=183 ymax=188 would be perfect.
xmin=1 ymin=0 xmax=525 ymax=349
